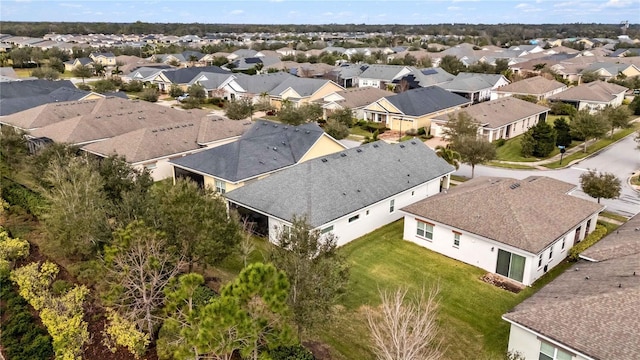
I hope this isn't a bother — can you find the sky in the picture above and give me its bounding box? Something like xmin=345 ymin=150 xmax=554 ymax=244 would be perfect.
xmin=1 ymin=0 xmax=638 ymax=25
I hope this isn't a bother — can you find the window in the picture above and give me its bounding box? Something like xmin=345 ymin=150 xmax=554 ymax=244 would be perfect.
xmin=416 ymin=221 xmax=433 ymax=240
xmin=411 ymin=190 xmax=415 ymax=196
xmin=389 ymin=199 xmax=395 ymax=213
xmin=321 ymin=225 xmax=334 ymax=234
xmin=539 ymin=342 xmax=572 ymax=360
xmin=453 ymin=232 xmax=460 ymax=247
xmin=348 ymin=214 xmax=360 ymax=223
xmin=496 ymin=249 xmax=526 ymax=283
xmin=366 ymin=210 xmax=370 ymax=216
xmin=144 ymin=163 xmax=157 ymax=170
xmin=538 ymin=254 xmax=543 ymax=268
xmin=215 ymin=179 xmax=226 ymax=194
xmin=561 ymin=237 xmax=566 ymax=251
xmin=549 ymin=245 xmax=553 ymax=260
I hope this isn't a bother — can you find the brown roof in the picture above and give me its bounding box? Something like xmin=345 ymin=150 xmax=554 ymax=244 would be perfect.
xmin=503 ymin=214 xmax=640 ymax=360
xmin=401 ymin=176 xmax=603 ymax=254
xmin=331 ymin=87 xmax=394 ymax=109
xmin=1 ymin=99 xmax=100 ymax=130
xmin=549 ymin=81 xmax=628 ymax=103
xmin=29 ymin=97 xmax=209 ymax=145
xmin=82 ymin=115 xmax=251 ymax=163
xmin=494 ymin=76 xmax=567 ymax=96
xmin=432 ymin=96 xmax=549 ymax=130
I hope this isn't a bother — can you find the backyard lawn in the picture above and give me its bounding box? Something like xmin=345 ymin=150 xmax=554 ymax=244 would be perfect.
xmin=317 ymin=219 xmax=568 ymax=360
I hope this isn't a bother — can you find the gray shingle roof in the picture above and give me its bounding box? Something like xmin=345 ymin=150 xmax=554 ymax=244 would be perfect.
xmin=0 ymin=79 xmax=76 ymax=99
xmin=385 ymin=86 xmax=471 ymax=116
xmin=503 ymin=214 xmax=640 ymax=360
xmin=442 ymin=73 xmax=503 ymax=92
xmin=170 ymin=120 xmax=331 ymax=182
xmin=401 ymin=176 xmax=604 ymax=254
xmin=432 ymin=97 xmax=549 ymax=129
xmin=395 ymin=67 xmax=455 ymax=88
xmin=163 ymin=66 xmax=229 ymax=84
xmin=233 ymin=72 xmax=294 ymax=94
xmin=549 ymin=81 xmax=628 ymax=103
xmin=225 ymin=140 xmax=454 ymax=227
xmin=359 ymin=64 xmax=412 ymax=81
xmin=0 ymin=86 xmax=91 ymax=116
xmin=269 ymin=77 xmax=334 ymax=97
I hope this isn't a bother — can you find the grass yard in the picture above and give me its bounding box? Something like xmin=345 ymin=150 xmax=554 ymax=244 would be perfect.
xmin=317 ymin=220 xmax=564 ymax=360
xmin=495 ymin=135 xmax=542 ymax=162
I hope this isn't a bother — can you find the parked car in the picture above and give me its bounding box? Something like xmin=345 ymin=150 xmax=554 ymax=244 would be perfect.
xmin=177 ymin=94 xmax=189 ymax=102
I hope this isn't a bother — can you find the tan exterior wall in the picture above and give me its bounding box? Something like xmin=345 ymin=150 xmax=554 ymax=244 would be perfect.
xmin=203 ymin=176 xmax=243 ymax=193
xmin=364 ymin=98 xmax=401 ymax=113
xmin=622 ymin=67 xmax=640 ymax=78
xmin=308 ymin=83 xmax=344 ymax=103
xmin=298 ymin=135 xmax=346 ymax=162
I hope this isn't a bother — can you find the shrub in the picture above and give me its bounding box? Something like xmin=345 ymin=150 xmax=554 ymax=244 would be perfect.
xmin=269 ymin=345 xmax=315 ymax=360
xmin=139 ymin=88 xmax=159 ymax=102
xmin=92 ymin=79 xmax=118 ymax=94
xmin=417 ymin=127 xmax=427 ymax=136
xmin=495 ymin=138 xmax=506 ymax=147
xmin=568 ymin=224 xmax=608 ymax=261
xmin=0 ymin=178 xmax=46 ymax=217
xmin=169 ymin=84 xmax=184 ymax=98
xmin=76 ymin=83 xmax=91 ymax=91
xmin=550 ymin=102 xmax=577 ymax=116
xmin=123 ymin=80 xmax=143 ymax=93
xmin=405 ymin=128 xmax=418 ymax=136
xmin=324 ymin=119 xmax=350 ymax=140
xmin=51 ymin=280 xmax=73 ymax=296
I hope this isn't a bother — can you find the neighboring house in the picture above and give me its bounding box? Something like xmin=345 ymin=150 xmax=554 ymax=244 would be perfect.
xmin=441 ymin=72 xmax=510 ymax=104
xmin=357 ymin=64 xmax=414 ymax=89
xmin=548 ymin=80 xmax=628 ymax=113
xmin=25 ymin=97 xmax=209 ymax=146
xmin=225 ymin=56 xmax=280 ymax=72
xmin=328 ymin=63 xmax=369 ymax=88
xmin=579 ymin=61 xmax=640 ymax=81
xmin=151 ymin=51 xmax=205 ymax=67
xmin=170 ymin=120 xmax=347 ymax=193
xmin=503 ymin=213 xmax=640 ymax=360
xmin=268 ymin=77 xmax=345 ymax=109
xmin=82 ymin=115 xmax=252 ymax=181
xmin=393 ymin=67 xmax=455 ymax=90
xmin=430 ymin=97 xmax=550 ymax=141
xmin=0 ymin=79 xmax=95 ymax=116
xmin=225 ymin=140 xmax=455 ymax=245
xmin=227 ymin=49 xmax=263 ymax=61
xmin=89 ymin=52 xmax=117 ymax=66
xmin=149 ymin=66 xmax=229 ymax=92
xmin=64 ymin=57 xmax=93 ymax=72
xmin=123 ymin=65 xmax=171 ymax=83
xmin=362 ymin=86 xmax=471 ymax=132
xmin=321 ymin=87 xmax=395 ymax=120
xmin=491 ymin=76 xmax=568 ymax=101
xmin=401 ymin=176 xmax=604 ymax=286
xmin=0 ymin=67 xmax=21 ymax=82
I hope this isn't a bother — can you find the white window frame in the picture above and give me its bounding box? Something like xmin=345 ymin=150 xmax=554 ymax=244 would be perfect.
xmin=416 ymin=221 xmax=433 ymax=241
xmin=215 ymin=179 xmax=226 ymax=194
xmin=453 ymin=232 xmax=460 ymax=248
xmin=389 ymin=199 xmax=395 ymax=213
xmin=539 ymin=342 xmax=572 ymax=360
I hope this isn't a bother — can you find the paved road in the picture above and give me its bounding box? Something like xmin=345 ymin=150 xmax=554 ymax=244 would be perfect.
xmin=454 ymin=134 xmax=640 ymax=218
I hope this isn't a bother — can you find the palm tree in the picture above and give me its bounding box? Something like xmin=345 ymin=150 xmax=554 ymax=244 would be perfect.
xmin=435 ymin=145 xmax=461 ymax=170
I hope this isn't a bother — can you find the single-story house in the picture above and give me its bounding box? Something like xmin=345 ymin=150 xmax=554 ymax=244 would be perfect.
xmin=362 ymin=86 xmax=471 ymax=132
xmin=579 ymin=61 xmax=640 ymax=81
xmin=441 ymin=72 xmax=510 ymax=104
xmin=0 ymin=79 xmax=94 ymax=116
xmin=268 ymin=77 xmax=345 ymax=109
xmin=225 ymin=140 xmax=455 ymax=245
xmin=148 ymin=66 xmax=229 ymax=93
xmin=320 ymin=87 xmax=394 ymax=120
xmin=503 ymin=213 xmax=640 ymax=359
xmin=64 ymin=57 xmax=93 ymax=72
xmin=430 ymin=97 xmax=550 ymax=141
xmin=491 ymin=76 xmax=568 ymax=101
xmin=401 ymin=176 xmax=604 ymax=286
xmin=392 ymin=67 xmax=455 ymax=90
xmin=170 ymin=120 xmax=347 ymax=193
xmin=82 ymin=115 xmax=251 ymax=181
xmin=89 ymin=52 xmax=117 ymax=66
xmin=357 ymin=64 xmax=414 ymax=90
xmin=548 ymin=80 xmax=628 ymax=113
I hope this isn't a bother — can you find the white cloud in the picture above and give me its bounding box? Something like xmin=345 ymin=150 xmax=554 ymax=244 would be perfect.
xmin=515 ymin=3 xmax=530 ymax=9
xmin=602 ymin=0 xmax=633 ymax=7
xmin=59 ymin=2 xmax=82 ymax=8
xmin=229 ymin=9 xmax=244 ymax=15
xmin=448 ymin=6 xmax=461 ymax=10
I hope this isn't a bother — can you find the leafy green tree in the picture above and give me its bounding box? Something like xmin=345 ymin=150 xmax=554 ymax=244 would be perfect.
xmin=324 ymin=119 xmax=350 ymax=140
xmin=442 ymin=111 xmax=480 ymax=149
xmin=188 ymin=83 xmax=206 ymax=100
xmin=146 ymin=179 xmax=241 ymax=272
xmin=554 ymin=117 xmax=572 ymax=147
xmin=122 ymin=80 xmax=143 ymax=92
xmin=439 ymin=55 xmax=466 ymax=75
xmin=139 ymin=87 xmax=159 ymax=102
xmin=9 ymin=48 xmax=30 ymax=68
xmin=169 ymin=84 xmax=184 ymax=98
xmin=0 ymin=126 xmax=28 ymax=177
xmin=92 ymin=79 xmax=117 ymax=94
xmin=570 ymin=109 xmax=608 ymax=153
xmin=456 ymin=136 xmax=496 ymax=178
xmin=41 ymin=156 xmax=110 ymax=260
xmin=103 ymin=221 xmax=185 ymax=337
xmin=93 ymin=63 xmax=107 ymax=77
xmin=269 ymin=216 xmax=349 ymax=338
xmin=30 ymin=66 xmax=60 ymax=80
xmin=580 ymin=71 xmax=601 ymax=83
xmin=530 ymin=121 xmax=557 ymax=157
xmin=48 ymin=57 xmax=65 ymax=73
xmin=327 ymin=107 xmax=355 ymax=127
xmin=225 ymin=98 xmax=254 ymax=120
xmin=579 ymin=170 xmax=621 ymax=204
xmin=72 ymin=64 xmax=93 ymax=83
xmin=550 ymin=102 xmax=577 ymax=116
xmin=601 ymin=105 xmax=631 ymax=137
xmin=434 ymin=145 xmax=461 ymax=170
xmin=629 ymin=95 xmax=640 ymax=115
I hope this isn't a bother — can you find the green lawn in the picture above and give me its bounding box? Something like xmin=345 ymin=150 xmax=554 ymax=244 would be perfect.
xmin=317 ymin=220 xmax=566 ymax=360
xmin=495 ymin=135 xmax=542 ymax=162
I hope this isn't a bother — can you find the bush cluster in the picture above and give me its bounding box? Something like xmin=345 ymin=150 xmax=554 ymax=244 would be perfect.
xmin=0 ymin=177 xmax=46 ymax=217
xmin=568 ymin=224 xmax=608 ymax=261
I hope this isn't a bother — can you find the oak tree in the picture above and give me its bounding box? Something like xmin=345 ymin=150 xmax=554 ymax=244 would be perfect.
xmin=579 ymin=169 xmax=621 ymax=204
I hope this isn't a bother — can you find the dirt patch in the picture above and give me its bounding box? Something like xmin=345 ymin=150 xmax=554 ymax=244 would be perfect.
xmin=480 ymin=273 xmax=524 ymax=293
xmin=304 ymin=341 xmax=333 ymax=360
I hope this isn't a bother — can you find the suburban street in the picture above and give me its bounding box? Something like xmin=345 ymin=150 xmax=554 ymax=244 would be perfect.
xmin=454 ymin=134 xmax=640 ymax=218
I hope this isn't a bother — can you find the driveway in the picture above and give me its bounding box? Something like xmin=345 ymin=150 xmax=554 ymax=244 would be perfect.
xmin=453 ymin=134 xmax=640 ymax=217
